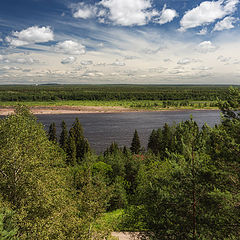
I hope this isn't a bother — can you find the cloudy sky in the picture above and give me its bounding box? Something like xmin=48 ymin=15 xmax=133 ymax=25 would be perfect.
xmin=0 ymin=0 xmax=240 ymax=84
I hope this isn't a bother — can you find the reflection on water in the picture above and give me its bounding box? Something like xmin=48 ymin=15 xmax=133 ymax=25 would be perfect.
xmin=36 ymin=110 xmax=221 ymax=154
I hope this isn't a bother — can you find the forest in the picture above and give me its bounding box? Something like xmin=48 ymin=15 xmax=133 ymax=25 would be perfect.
xmin=0 ymin=84 xmax=237 ymax=102
xmin=0 ymin=87 xmax=240 ymax=239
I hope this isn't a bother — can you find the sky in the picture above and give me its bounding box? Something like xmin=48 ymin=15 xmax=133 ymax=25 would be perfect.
xmin=0 ymin=0 xmax=240 ymax=84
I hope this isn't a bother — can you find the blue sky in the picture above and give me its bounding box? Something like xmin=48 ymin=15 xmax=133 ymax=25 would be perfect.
xmin=0 ymin=0 xmax=240 ymax=84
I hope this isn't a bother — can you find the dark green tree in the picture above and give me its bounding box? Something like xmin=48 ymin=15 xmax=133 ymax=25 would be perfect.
xmin=130 ymin=130 xmax=141 ymax=154
xmin=48 ymin=122 xmax=57 ymax=143
xmin=67 ymin=128 xmax=77 ymax=165
xmin=70 ymin=118 xmax=90 ymax=162
xmin=59 ymin=120 xmax=68 ymax=152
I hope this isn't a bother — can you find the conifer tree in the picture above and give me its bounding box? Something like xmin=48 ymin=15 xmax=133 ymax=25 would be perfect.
xmin=71 ymin=118 xmax=88 ymax=162
xmin=130 ymin=130 xmax=141 ymax=154
xmin=67 ymin=128 xmax=77 ymax=165
xmin=48 ymin=122 xmax=57 ymax=143
xmin=59 ymin=120 xmax=68 ymax=152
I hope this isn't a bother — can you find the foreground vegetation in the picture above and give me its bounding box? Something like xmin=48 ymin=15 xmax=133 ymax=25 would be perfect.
xmin=1 ymin=87 xmax=240 ymax=239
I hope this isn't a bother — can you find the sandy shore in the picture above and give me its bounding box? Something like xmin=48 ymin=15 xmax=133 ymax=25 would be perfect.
xmin=0 ymin=106 xmax=218 ymax=115
xmin=0 ymin=106 xmax=139 ymax=115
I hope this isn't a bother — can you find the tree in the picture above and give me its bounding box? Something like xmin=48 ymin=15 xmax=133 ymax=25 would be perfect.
xmin=48 ymin=122 xmax=57 ymax=143
xmin=67 ymin=128 xmax=77 ymax=165
xmin=218 ymin=86 xmax=240 ymax=121
xmin=0 ymin=106 xmax=83 ymax=239
xmin=130 ymin=130 xmax=141 ymax=154
xmin=133 ymin=119 xmax=240 ymax=239
xmin=70 ymin=118 xmax=90 ymax=162
xmin=59 ymin=120 xmax=68 ymax=152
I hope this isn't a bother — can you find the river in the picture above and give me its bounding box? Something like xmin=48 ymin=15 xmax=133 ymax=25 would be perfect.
xmin=36 ymin=110 xmax=221 ymax=154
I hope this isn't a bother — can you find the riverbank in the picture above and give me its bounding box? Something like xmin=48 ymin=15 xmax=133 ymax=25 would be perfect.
xmin=0 ymin=105 xmax=219 ymax=115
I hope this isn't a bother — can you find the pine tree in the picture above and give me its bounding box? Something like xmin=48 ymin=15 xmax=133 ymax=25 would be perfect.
xmin=67 ymin=128 xmax=77 ymax=165
xmin=59 ymin=120 xmax=68 ymax=152
xmin=48 ymin=122 xmax=57 ymax=143
xmin=130 ymin=130 xmax=141 ymax=154
xmin=71 ymin=118 xmax=88 ymax=162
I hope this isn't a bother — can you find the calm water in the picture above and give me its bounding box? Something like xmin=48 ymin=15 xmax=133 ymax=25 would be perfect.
xmin=36 ymin=110 xmax=221 ymax=154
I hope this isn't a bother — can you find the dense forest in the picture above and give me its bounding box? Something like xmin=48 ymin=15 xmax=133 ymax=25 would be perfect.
xmin=0 ymin=87 xmax=240 ymax=239
xmin=0 ymin=84 xmax=238 ymax=102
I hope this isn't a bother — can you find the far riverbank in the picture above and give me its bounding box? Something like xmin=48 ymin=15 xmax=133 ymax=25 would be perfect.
xmin=0 ymin=105 xmax=219 ymax=115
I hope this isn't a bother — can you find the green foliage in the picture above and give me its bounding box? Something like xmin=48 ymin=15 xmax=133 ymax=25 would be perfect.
xmin=0 ymin=205 xmax=17 ymax=240
xmin=48 ymin=122 xmax=57 ymax=142
xmin=0 ymin=106 xmax=84 ymax=239
xmin=129 ymin=119 xmax=240 ymax=239
xmin=0 ymin=84 xmax=231 ymax=102
xmin=59 ymin=120 xmax=68 ymax=151
xmin=130 ymin=130 xmax=141 ymax=154
xmin=70 ymin=156 xmax=112 ymax=239
xmin=218 ymin=86 xmax=240 ymax=120
xmin=69 ymin=118 xmax=90 ymax=163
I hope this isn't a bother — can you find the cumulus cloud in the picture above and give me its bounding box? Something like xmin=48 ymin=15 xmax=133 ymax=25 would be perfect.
xmin=61 ymin=56 xmax=77 ymax=64
xmin=99 ymin=0 xmax=156 ymax=26
xmin=177 ymin=58 xmax=192 ymax=65
xmin=15 ymin=57 xmax=39 ymax=64
xmin=149 ymin=67 xmax=167 ymax=73
xmin=179 ymin=0 xmax=239 ymax=31
xmin=81 ymin=60 xmax=93 ymax=65
xmin=55 ymin=40 xmax=86 ymax=55
xmin=213 ymin=16 xmax=237 ymax=31
xmin=6 ymin=26 xmax=54 ymax=46
xmin=71 ymin=2 xmax=97 ymax=19
xmin=192 ymin=66 xmax=212 ymax=71
xmin=217 ymin=55 xmax=231 ymax=62
xmin=156 ymin=4 xmax=178 ymax=25
xmin=197 ymin=28 xmax=208 ymax=35
xmin=196 ymin=41 xmax=217 ymax=53
xmin=111 ymin=59 xmax=126 ymax=66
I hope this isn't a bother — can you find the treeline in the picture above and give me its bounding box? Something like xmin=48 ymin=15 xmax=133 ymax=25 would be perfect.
xmin=0 ymin=85 xmax=236 ymax=102
xmin=0 ymin=87 xmax=240 ymax=239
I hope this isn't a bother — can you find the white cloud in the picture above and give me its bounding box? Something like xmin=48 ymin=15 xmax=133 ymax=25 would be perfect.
xmin=1 ymin=66 xmax=22 ymax=71
xmin=197 ymin=28 xmax=208 ymax=35
xmin=192 ymin=66 xmax=212 ymax=71
xmin=179 ymin=0 xmax=239 ymax=31
xmin=81 ymin=60 xmax=93 ymax=65
xmin=217 ymin=55 xmax=231 ymax=62
xmin=15 ymin=57 xmax=38 ymax=64
xmin=156 ymin=4 xmax=178 ymax=25
xmin=6 ymin=26 xmax=54 ymax=46
xmin=177 ymin=58 xmax=191 ymax=65
xmin=72 ymin=2 xmax=97 ymax=19
xmin=197 ymin=41 xmax=217 ymax=53
xmin=213 ymin=16 xmax=237 ymax=31
xmin=61 ymin=56 xmax=77 ymax=64
xmin=99 ymin=0 xmax=155 ymax=26
xmin=149 ymin=67 xmax=167 ymax=73
xmin=111 ymin=59 xmax=126 ymax=66
xmin=55 ymin=40 xmax=86 ymax=55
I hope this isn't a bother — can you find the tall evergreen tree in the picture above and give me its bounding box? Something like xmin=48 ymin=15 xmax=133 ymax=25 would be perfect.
xmin=59 ymin=120 xmax=68 ymax=152
xmin=48 ymin=122 xmax=57 ymax=143
xmin=67 ymin=128 xmax=77 ymax=165
xmin=130 ymin=130 xmax=141 ymax=154
xmin=70 ymin=118 xmax=89 ymax=162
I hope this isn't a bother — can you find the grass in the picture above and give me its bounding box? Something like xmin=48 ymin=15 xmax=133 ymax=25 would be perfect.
xmin=94 ymin=209 xmax=124 ymax=232
xmin=0 ymin=100 xmax=219 ymax=111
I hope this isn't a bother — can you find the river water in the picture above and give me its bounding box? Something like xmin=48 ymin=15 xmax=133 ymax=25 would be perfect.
xmin=36 ymin=110 xmax=221 ymax=154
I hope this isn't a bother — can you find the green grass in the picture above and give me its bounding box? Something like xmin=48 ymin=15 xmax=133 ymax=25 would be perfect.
xmin=94 ymin=209 xmax=124 ymax=232
xmin=0 ymin=100 xmax=219 ymax=111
